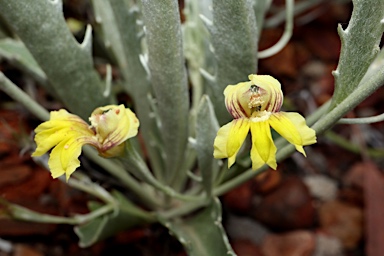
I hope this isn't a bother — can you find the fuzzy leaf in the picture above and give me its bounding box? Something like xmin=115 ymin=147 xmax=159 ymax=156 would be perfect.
xmin=253 ymin=0 xmax=272 ymax=38
xmin=209 ymin=0 xmax=258 ymax=124
xmin=91 ymin=0 xmax=148 ymax=90
xmin=141 ymin=0 xmax=190 ymax=179
xmin=74 ymin=191 xmax=153 ymax=248
xmin=0 ymin=0 xmax=110 ymax=118
xmin=331 ymin=0 xmax=384 ymax=109
xmin=160 ymin=198 xmax=236 ymax=256
xmin=91 ymin=0 xmax=165 ymax=175
xmin=0 ymin=38 xmax=46 ymax=82
xmin=182 ymin=0 xmax=213 ymax=110
xmin=195 ymin=95 xmax=220 ymax=197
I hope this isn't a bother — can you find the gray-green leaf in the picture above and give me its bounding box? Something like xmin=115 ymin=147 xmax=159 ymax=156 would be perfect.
xmin=195 ymin=95 xmax=220 ymax=197
xmin=140 ymin=0 xmax=190 ymax=180
xmin=0 ymin=38 xmax=46 ymax=83
xmin=160 ymin=198 xmax=236 ymax=256
xmin=331 ymin=0 xmax=384 ymax=109
xmin=209 ymin=0 xmax=258 ymax=124
xmin=74 ymin=191 xmax=154 ymax=248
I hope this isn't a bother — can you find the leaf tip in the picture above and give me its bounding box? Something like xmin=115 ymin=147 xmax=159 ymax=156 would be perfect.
xmin=80 ymin=25 xmax=93 ymax=52
xmin=199 ymin=68 xmax=215 ymax=82
xmin=337 ymin=23 xmax=347 ymax=38
xmin=199 ymin=14 xmax=213 ymax=28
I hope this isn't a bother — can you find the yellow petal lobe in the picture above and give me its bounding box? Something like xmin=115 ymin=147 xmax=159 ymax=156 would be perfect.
xmin=250 ymin=120 xmax=277 ymax=170
xmin=213 ymin=121 xmax=233 ymax=159
xmin=227 ymin=119 xmax=250 ymax=167
xmin=213 ymin=119 xmax=250 ymax=168
xmin=269 ymin=112 xmax=316 ymax=156
xmin=32 ymin=109 xmax=97 ymax=180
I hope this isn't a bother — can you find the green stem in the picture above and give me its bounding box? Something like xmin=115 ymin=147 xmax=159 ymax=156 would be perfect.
xmin=264 ymin=0 xmax=323 ymax=28
xmin=213 ymin=165 xmax=269 ymax=197
xmin=325 ymin=130 xmax=384 ymax=158
xmin=60 ymin=172 xmax=115 ymax=205
xmin=83 ymin=147 xmax=160 ymax=209
xmin=0 ymin=72 xmax=49 ymax=121
xmin=121 ymin=141 xmax=202 ymax=202
xmin=338 ymin=113 xmax=384 ymax=124
xmin=170 ymin=141 xmax=196 ymax=192
xmin=7 ymin=202 xmax=114 ymax=225
xmin=313 ymin=72 xmax=384 ymax=135
xmin=159 ymin=198 xmax=208 ymax=220
xmin=258 ymin=0 xmax=294 ymax=58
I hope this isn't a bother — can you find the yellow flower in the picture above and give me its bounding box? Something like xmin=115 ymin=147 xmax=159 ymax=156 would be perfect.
xmin=213 ymin=74 xmax=316 ymax=170
xmin=32 ymin=104 xmax=139 ymax=180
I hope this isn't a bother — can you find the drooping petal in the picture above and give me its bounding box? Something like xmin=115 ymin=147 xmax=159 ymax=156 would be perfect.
xmin=48 ymin=137 xmax=84 ymax=181
xmin=32 ymin=110 xmax=95 ymax=157
xmin=250 ymin=120 xmax=277 ymax=170
xmin=32 ymin=109 xmax=98 ymax=180
xmin=213 ymin=119 xmax=250 ymax=168
xmin=213 ymin=122 xmax=232 ymax=159
xmin=227 ymin=119 xmax=250 ymax=167
xmin=269 ymin=112 xmax=316 ymax=156
xmin=32 ymin=124 xmax=66 ymax=156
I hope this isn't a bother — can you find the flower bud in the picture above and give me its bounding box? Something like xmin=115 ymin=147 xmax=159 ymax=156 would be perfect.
xmin=89 ymin=104 xmax=139 ymax=157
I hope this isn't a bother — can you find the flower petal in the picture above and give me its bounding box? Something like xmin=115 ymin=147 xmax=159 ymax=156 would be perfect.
xmin=48 ymin=137 xmax=84 ymax=181
xmin=32 ymin=110 xmax=93 ymax=157
xmin=213 ymin=122 xmax=233 ymax=159
xmin=227 ymin=119 xmax=250 ymax=167
xmin=250 ymin=120 xmax=277 ymax=170
xmin=224 ymin=81 xmax=254 ymax=118
xmin=213 ymin=119 xmax=250 ymax=168
xmin=32 ymin=109 xmax=98 ymax=180
xmin=269 ymin=112 xmax=316 ymax=156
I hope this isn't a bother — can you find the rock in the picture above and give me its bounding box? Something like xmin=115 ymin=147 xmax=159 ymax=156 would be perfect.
xmin=13 ymin=244 xmax=43 ymax=256
xmin=232 ymin=239 xmax=263 ymax=256
xmin=0 ymin=164 xmax=32 ymax=187
xmin=252 ymin=170 xmax=282 ymax=195
xmin=303 ymin=174 xmax=338 ymax=201
xmin=226 ymin=215 xmax=269 ymax=245
xmin=313 ymin=233 xmax=343 ymax=256
xmin=261 ymin=230 xmax=315 ymax=256
xmin=318 ymin=200 xmax=363 ymax=249
xmin=223 ymin=180 xmax=253 ymax=214
xmin=251 ymin=176 xmax=315 ymax=230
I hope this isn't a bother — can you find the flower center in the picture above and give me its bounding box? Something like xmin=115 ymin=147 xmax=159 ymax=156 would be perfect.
xmin=250 ymin=110 xmax=271 ymax=122
xmin=248 ymin=85 xmax=264 ymax=114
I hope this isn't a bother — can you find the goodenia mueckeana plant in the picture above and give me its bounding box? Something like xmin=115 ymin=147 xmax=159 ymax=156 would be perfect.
xmin=0 ymin=0 xmax=384 ymax=255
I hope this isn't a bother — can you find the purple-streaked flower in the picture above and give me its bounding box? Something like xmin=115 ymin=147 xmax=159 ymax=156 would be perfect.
xmin=214 ymin=74 xmax=316 ymax=170
xmin=32 ymin=105 xmax=139 ymax=180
